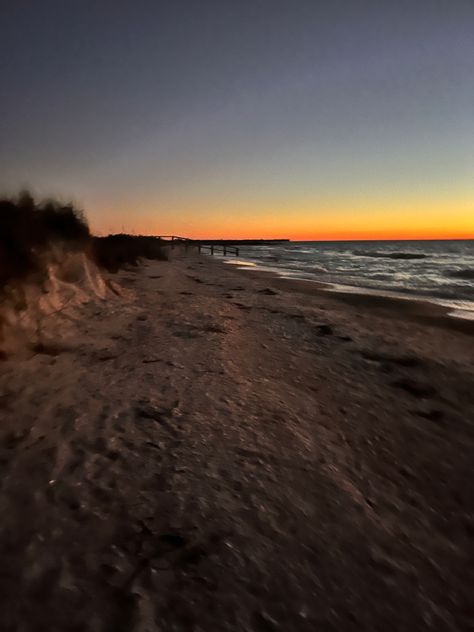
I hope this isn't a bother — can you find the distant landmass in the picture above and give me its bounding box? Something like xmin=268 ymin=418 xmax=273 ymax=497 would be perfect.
xmin=191 ymin=239 xmax=290 ymax=245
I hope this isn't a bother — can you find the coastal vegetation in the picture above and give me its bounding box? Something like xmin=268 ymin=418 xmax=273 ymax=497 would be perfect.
xmin=0 ymin=191 xmax=168 ymax=295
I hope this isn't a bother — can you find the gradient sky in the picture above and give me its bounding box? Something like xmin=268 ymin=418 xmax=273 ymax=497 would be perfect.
xmin=1 ymin=0 xmax=473 ymax=239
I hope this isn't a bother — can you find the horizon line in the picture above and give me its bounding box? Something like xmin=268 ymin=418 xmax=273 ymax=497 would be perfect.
xmin=189 ymin=237 xmax=474 ymax=242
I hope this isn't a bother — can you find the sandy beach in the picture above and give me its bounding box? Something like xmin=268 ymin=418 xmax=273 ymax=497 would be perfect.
xmin=0 ymin=250 xmax=473 ymax=631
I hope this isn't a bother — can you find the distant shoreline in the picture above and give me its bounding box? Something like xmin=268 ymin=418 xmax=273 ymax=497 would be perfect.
xmin=189 ymin=239 xmax=290 ymax=245
xmin=190 ymin=238 xmax=473 ymax=243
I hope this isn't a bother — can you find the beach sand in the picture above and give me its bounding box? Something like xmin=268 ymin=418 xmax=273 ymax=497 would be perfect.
xmin=0 ymin=251 xmax=473 ymax=631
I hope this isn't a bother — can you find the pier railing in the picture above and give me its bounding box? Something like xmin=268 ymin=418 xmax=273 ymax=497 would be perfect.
xmin=197 ymin=244 xmax=239 ymax=257
xmin=156 ymin=236 xmax=239 ymax=257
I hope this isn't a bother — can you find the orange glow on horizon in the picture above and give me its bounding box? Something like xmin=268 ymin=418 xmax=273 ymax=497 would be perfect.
xmin=92 ymin=225 xmax=474 ymax=241
xmin=275 ymin=227 xmax=474 ymax=242
xmin=147 ymin=228 xmax=474 ymax=241
xmin=90 ymin=196 xmax=474 ymax=242
xmin=92 ymin=225 xmax=474 ymax=243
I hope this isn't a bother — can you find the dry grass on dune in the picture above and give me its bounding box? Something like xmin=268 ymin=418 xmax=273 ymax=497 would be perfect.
xmin=0 ymin=191 xmax=90 ymax=294
xmin=92 ymin=234 xmax=168 ymax=273
xmin=0 ymin=191 xmax=168 ymax=356
xmin=0 ymin=191 xmax=170 ymax=293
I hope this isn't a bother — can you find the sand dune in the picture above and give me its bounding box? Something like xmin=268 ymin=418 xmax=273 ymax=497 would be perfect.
xmin=0 ymin=249 xmax=124 ymax=358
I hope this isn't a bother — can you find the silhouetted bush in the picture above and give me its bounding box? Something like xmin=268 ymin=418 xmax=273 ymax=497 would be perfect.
xmin=0 ymin=191 xmax=90 ymax=292
xmin=0 ymin=192 xmax=169 ymax=295
xmin=92 ymin=234 xmax=168 ymax=273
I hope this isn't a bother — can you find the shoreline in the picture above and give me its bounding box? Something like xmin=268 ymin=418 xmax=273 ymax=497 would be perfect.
xmin=221 ymin=258 xmax=474 ymax=335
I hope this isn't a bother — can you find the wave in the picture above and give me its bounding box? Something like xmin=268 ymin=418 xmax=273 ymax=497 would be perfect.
xmin=445 ymin=268 xmax=474 ymax=280
xmin=353 ymin=250 xmax=427 ymax=260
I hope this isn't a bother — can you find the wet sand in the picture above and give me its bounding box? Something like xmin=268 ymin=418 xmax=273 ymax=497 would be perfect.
xmin=0 ymin=251 xmax=473 ymax=631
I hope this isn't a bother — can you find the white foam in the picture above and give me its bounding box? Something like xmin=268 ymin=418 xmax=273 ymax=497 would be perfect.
xmin=448 ymin=309 xmax=474 ymax=321
xmin=224 ymin=259 xmax=257 ymax=267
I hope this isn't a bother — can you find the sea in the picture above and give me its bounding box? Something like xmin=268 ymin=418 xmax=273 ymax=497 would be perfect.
xmin=224 ymin=240 xmax=474 ymax=320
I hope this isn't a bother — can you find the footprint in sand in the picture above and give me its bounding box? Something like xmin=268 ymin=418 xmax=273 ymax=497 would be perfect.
xmin=144 ymin=440 xmax=162 ymax=451
xmin=337 ymin=335 xmax=353 ymax=342
xmin=95 ymin=351 xmax=119 ymax=362
xmin=316 ymin=324 xmax=333 ymax=336
xmin=121 ymin=276 xmax=138 ymax=287
xmin=60 ymin=416 xmax=77 ymax=437
xmin=2 ymin=428 xmax=30 ymax=449
xmin=203 ymin=324 xmax=226 ymax=334
xmin=360 ymin=350 xmax=420 ymax=367
xmin=31 ymin=342 xmax=68 ymax=356
xmin=391 ymin=378 xmax=436 ymax=399
xmin=142 ymin=357 xmax=162 ymax=364
xmin=233 ymin=302 xmax=252 ymax=310
xmin=135 ymin=402 xmax=180 ymax=434
xmin=358 ymin=351 xmax=433 ymax=398
xmin=414 ymin=409 xmax=444 ymax=422
xmin=173 ymin=329 xmax=201 ymax=339
xmin=187 ymin=275 xmax=204 ymax=283
xmin=159 ymin=533 xmax=187 ymax=548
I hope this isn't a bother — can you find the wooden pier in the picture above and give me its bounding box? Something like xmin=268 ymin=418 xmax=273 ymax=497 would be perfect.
xmin=157 ymin=236 xmax=239 ymax=257
xmin=197 ymin=243 xmax=239 ymax=257
xmin=156 ymin=236 xmax=288 ymax=257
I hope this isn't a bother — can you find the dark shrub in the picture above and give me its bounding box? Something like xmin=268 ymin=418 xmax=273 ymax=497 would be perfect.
xmin=0 ymin=191 xmax=90 ymax=292
xmin=40 ymin=201 xmax=90 ymax=244
xmin=92 ymin=235 xmax=168 ymax=273
xmin=0 ymin=191 xmax=169 ymax=295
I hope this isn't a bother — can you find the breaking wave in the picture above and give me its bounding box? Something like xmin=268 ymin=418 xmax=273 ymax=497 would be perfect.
xmin=353 ymin=251 xmax=427 ymax=260
xmin=445 ymin=268 xmax=474 ymax=280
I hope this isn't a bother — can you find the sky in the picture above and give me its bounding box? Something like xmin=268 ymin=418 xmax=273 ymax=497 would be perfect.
xmin=1 ymin=0 xmax=473 ymax=240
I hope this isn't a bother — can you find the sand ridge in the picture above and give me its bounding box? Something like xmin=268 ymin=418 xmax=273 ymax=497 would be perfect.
xmin=0 ymin=250 xmax=125 ymax=358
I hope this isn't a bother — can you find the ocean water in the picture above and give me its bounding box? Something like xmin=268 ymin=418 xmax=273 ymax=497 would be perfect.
xmin=225 ymin=240 xmax=474 ymax=319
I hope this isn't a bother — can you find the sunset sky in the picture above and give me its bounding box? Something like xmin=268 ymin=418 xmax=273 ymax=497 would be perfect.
xmin=1 ymin=1 xmax=473 ymax=240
